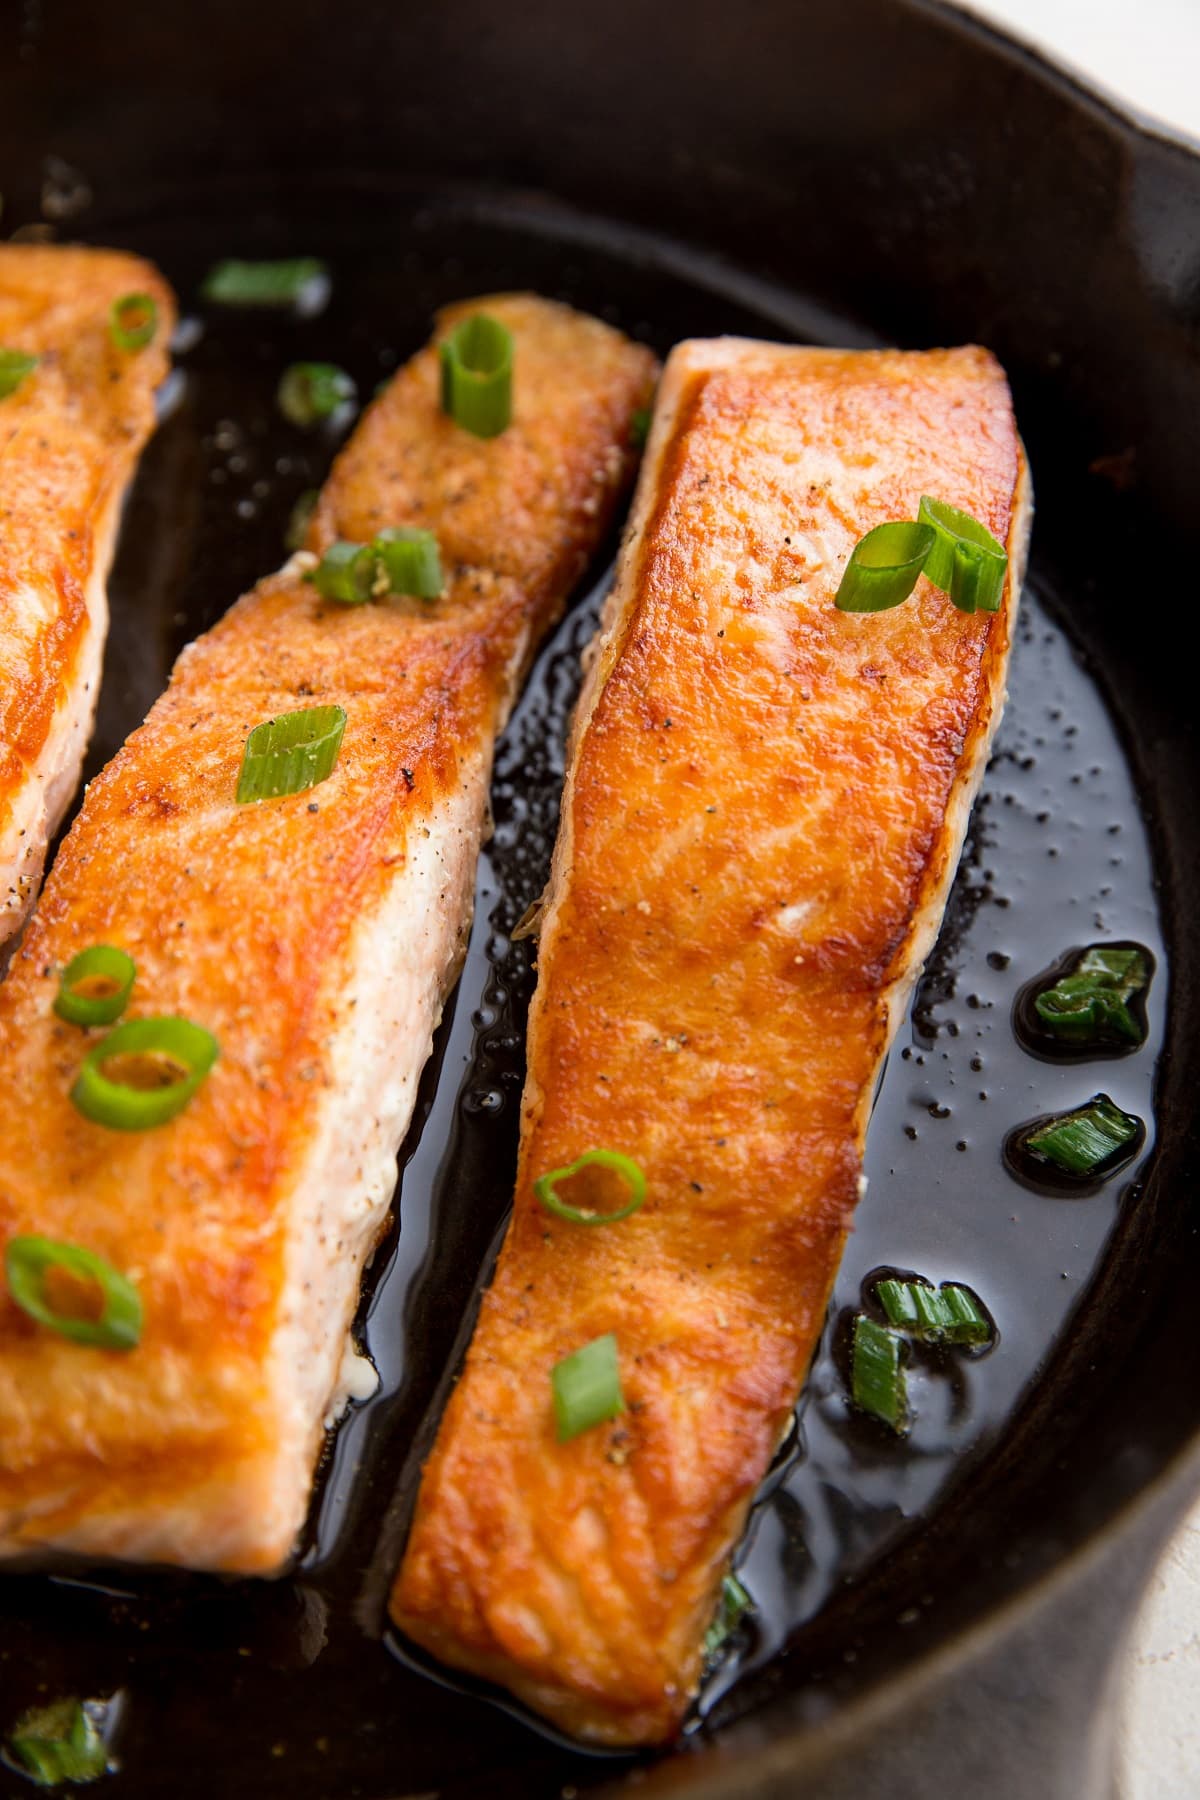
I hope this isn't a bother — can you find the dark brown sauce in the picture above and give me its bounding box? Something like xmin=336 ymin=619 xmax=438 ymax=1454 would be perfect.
xmin=0 ymin=194 xmax=1166 ymax=1797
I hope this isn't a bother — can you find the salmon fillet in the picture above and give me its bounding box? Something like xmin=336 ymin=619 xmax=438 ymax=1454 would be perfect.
xmin=0 ymin=294 xmax=656 ymax=1573
xmin=391 ymin=337 xmax=1032 ymax=1744
xmin=0 ymin=245 xmax=174 ymax=956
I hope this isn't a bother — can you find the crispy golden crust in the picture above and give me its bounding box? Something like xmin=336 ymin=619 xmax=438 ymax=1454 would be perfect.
xmin=0 ymin=295 xmax=656 ymax=1570
xmin=0 ymin=245 xmax=175 ymax=938
xmin=392 ymin=340 xmax=1028 ymax=1743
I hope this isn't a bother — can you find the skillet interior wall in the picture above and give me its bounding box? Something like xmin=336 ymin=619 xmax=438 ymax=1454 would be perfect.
xmin=3 ymin=0 xmax=1200 ymax=1787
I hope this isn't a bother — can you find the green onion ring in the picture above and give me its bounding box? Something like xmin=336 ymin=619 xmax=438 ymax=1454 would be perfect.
xmin=54 ymin=946 xmax=137 ymax=1028
xmin=533 ymin=1148 xmax=647 ymax=1225
xmin=70 ymin=1016 xmax=219 ymax=1132
xmin=285 ymin=488 xmax=319 ymax=554
xmin=200 ymin=257 xmax=330 ymax=315
xmin=917 ymin=494 xmax=1008 ymax=613
xmin=0 ymin=347 xmax=38 ymax=399
xmin=6 ymin=1697 xmax=109 ymax=1786
xmin=875 ymin=1277 xmax=992 ymax=1346
xmin=551 ymin=1332 xmax=625 ymax=1442
xmin=834 ymin=521 xmax=935 ymax=613
xmin=277 ymin=361 xmax=357 ymax=429
xmin=1023 ymin=1093 xmax=1141 ymax=1178
xmin=703 ymin=1573 xmax=753 ymax=1662
xmin=1032 ymin=943 xmax=1149 ymax=1047
xmin=850 ymin=1313 xmax=907 ymax=1430
xmin=236 ymin=705 xmax=346 ymax=804
xmin=5 ymin=1236 xmax=143 ymax=1350
xmin=109 ymin=293 xmax=159 ymax=352
xmin=373 ymin=527 xmax=443 ymax=600
xmin=439 ymin=314 xmax=513 ymax=438
xmin=307 ymin=540 xmax=376 ymax=605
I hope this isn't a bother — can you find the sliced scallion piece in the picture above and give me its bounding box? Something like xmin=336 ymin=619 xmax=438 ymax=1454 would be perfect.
xmin=5 ymin=1237 xmax=142 ymax=1350
xmin=5 ymin=1697 xmax=108 ymax=1786
xmin=277 ymin=361 xmax=356 ymax=429
xmin=0 ymin=347 xmax=38 ymax=398
xmin=876 ymin=1278 xmax=992 ymax=1346
xmin=1033 ymin=944 xmax=1149 ymax=1046
xmin=54 ymin=946 xmax=136 ymax=1028
xmin=834 ymin=521 xmax=935 ymax=613
xmin=917 ymin=495 xmax=1008 ymax=614
xmin=439 ymin=314 xmax=513 ymax=438
xmin=374 ymin=527 xmax=443 ymax=600
xmin=1074 ymin=946 xmax=1148 ymax=987
xmin=551 ymin=1332 xmax=624 ymax=1442
xmin=703 ymin=1572 xmax=753 ymax=1662
xmin=307 ymin=539 xmax=376 ymax=604
xmin=1025 ymin=1093 xmax=1141 ymax=1177
xmin=236 ymin=705 xmax=346 ymax=804
xmin=851 ymin=1314 xmax=906 ymax=1430
xmin=200 ymin=257 xmax=330 ymax=315
xmin=285 ymin=488 xmax=319 ymax=554
xmin=629 ymin=406 xmax=652 ymax=449
xmin=940 ymin=1285 xmax=992 ymax=1344
xmin=1035 ymin=987 xmax=1139 ymax=1043
xmin=534 ymin=1148 xmax=647 ymax=1226
xmin=109 ymin=292 xmax=158 ymax=351
xmin=70 ymin=1016 xmax=219 ymax=1131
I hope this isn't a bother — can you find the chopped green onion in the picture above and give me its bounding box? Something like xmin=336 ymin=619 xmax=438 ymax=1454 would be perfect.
xmin=703 ymin=1572 xmax=753 ymax=1662
xmin=70 ymin=1016 xmax=219 ymax=1132
xmin=439 ymin=314 xmax=513 ymax=438
xmin=307 ymin=531 xmax=444 ymax=605
xmin=876 ymin=1278 xmax=992 ymax=1346
xmin=0 ymin=348 xmax=38 ymax=398
xmin=307 ymin=540 xmax=376 ymax=604
xmin=5 ymin=1698 xmax=108 ymax=1786
xmin=851 ymin=1314 xmax=907 ymax=1430
xmin=277 ymin=361 xmax=356 ymax=429
xmin=629 ymin=407 xmax=652 ymax=449
xmin=1025 ymin=1093 xmax=1141 ymax=1177
xmin=534 ymin=1148 xmax=647 ymax=1226
xmin=874 ymin=1278 xmax=920 ymax=1331
xmin=374 ymin=527 xmax=443 ymax=600
xmin=1035 ymin=988 xmax=1140 ymax=1042
xmin=236 ymin=704 xmax=346 ymax=804
xmin=835 ymin=521 xmax=936 ymax=613
xmin=53 ymin=946 xmax=136 ymax=1028
xmin=940 ymin=1285 xmax=992 ymax=1343
xmin=5 ymin=1237 xmax=142 ymax=1350
xmin=285 ymin=488 xmax=319 ymax=553
xmin=109 ymin=292 xmax=158 ymax=351
xmin=917 ymin=495 xmax=1008 ymax=614
xmin=1033 ymin=944 xmax=1149 ymax=1046
xmin=551 ymin=1332 xmax=624 ymax=1442
xmin=200 ymin=257 xmax=330 ymax=314
xmin=1074 ymin=946 xmax=1148 ymax=986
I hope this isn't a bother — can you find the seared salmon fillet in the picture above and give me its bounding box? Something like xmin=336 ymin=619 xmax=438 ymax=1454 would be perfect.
xmin=0 ymin=245 xmax=174 ymax=955
xmin=391 ymin=338 xmax=1032 ymax=1743
xmin=0 ymin=294 xmax=656 ymax=1572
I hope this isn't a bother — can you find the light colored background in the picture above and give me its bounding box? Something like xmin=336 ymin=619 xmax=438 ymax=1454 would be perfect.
xmin=955 ymin=3 xmax=1200 ymax=1795
xmin=960 ymin=0 xmax=1200 ymax=142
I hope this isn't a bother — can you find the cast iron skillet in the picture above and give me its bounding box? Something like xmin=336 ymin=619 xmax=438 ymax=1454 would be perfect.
xmin=2 ymin=3 xmax=1200 ymax=1795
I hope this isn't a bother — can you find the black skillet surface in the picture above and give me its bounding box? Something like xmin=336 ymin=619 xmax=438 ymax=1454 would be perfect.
xmin=3 ymin=3 xmax=1200 ymax=1796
